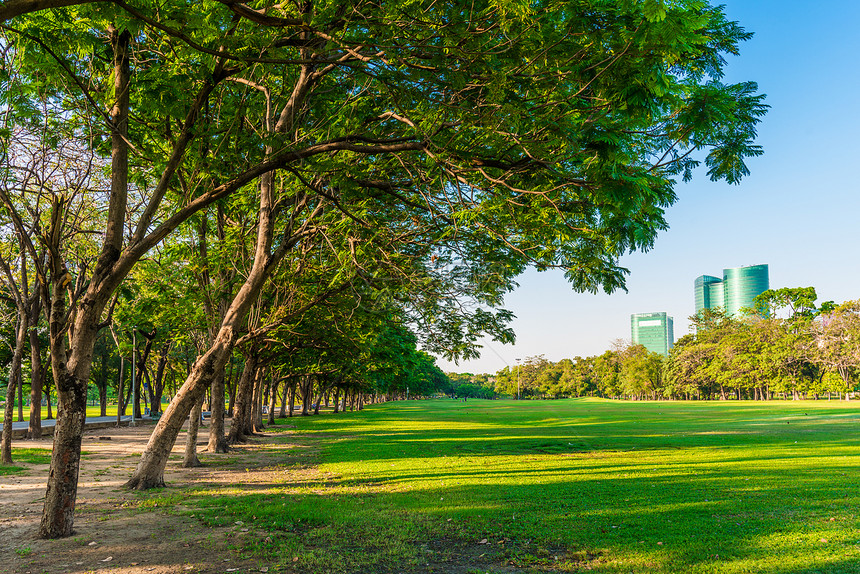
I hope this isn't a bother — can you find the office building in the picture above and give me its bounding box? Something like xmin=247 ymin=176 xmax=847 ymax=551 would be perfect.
xmin=694 ymin=275 xmax=723 ymax=312
xmin=694 ymin=264 xmax=769 ymax=317
xmin=630 ymin=312 xmax=674 ymax=355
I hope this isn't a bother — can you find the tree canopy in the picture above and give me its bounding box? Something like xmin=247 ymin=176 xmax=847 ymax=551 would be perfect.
xmin=0 ymin=0 xmax=766 ymax=538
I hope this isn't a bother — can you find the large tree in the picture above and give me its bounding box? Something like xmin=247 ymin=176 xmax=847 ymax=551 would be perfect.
xmin=1 ymin=0 xmax=766 ymax=537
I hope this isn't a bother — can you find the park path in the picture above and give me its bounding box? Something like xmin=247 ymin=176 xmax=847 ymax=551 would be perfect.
xmin=0 ymin=415 xmax=136 ymax=439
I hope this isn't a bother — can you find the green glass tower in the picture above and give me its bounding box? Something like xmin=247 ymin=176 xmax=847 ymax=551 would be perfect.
xmin=630 ymin=312 xmax=674 ymax=355
xmin=694 ymin=264 xmax=769 ymax=317
xmin=694 ymin=275 xmax=722 ymax=311
xmin=723 ymin=264 xmax=769 ymax=316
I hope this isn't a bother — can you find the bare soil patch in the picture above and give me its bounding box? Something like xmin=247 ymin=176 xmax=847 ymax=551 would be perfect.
xmin=0 ymin=422 xmax=291 ymax=574
xmin=1 ymin=419 xmax=558 ymax=574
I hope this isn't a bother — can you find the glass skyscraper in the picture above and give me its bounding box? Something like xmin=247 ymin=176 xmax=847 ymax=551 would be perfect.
xmin=694 ymin=264 xmax=769 ymax=317
xmin=630 ymin=312 xmax=674 ymax=355
xmin=694 ymin=275 xmax=723 ymax=312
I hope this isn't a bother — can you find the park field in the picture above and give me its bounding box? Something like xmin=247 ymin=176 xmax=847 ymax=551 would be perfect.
xmin=132 ymin=397 xmax=860 ymax=574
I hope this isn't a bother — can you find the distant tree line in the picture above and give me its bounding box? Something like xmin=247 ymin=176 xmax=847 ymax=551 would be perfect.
xmin=454 ymin=288 xmax=860 ymax=401
xmin=443 ymin=373 xmax=497 ymax=399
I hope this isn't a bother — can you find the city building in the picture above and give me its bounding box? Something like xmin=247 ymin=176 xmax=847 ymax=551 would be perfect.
xmin=694 ymin=275 xmax=723 ymax=312
xmin=694 ymin=264 xmax=769 ymax=317
xmin=630 ymin=312 xmax=674 ymax=355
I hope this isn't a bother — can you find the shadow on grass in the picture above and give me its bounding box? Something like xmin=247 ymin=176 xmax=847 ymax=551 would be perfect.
xmin=141 ymin=399 xmax=860 ymax=573
xmin=168 ymin=468 xmax=860 ymax=573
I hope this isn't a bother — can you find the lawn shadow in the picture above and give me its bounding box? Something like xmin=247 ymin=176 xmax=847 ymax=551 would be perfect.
xmin=151 ymin=399 xmax=860 ymax=573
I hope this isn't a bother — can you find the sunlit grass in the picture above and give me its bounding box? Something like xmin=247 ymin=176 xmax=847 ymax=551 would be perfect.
xmin=153 ymin=399 xmax=860 ymax=573
xmin=5 ymin=403 xmax=229 ymax=420
xmin=0 ymin=447 xmax=52 ymax=475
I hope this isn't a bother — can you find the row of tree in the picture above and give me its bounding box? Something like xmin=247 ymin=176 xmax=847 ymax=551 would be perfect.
xmin=0 ymin=308 xmax=449 ymax=426
xmin=0 ymin=0 xmax=765 ymax=538
xmin=663 ymin=290 xmax=858 ymax=401
xmin=455 ymin=289 xmax=859 ymax=401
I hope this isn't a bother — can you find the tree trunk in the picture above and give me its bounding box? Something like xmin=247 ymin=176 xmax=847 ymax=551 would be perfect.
xmin=183 ymin=394 xmax=205 ymax=468
xmin=226 ymin=371 xmax=236 ymax=417
xmin=314 ymin=382 xmax=330 ymax=415
xmin=151 ymin=343 xmax=170 ymax=415
xmin=268 ymin=377 xmax=279 ymax=425
xmin=124 ymin=71 xmax=318 ymax=489
xmin=251 ymin=369 xmax=265 ymax=432
xmin=2 ymin=315 xmax=29 ymax=464
xmin=261 ymin=377 xmax=270 ymax=417
xmin=206 ymin=369 xmax=228 ymax=453
xmin=133 ymin=351 xmax=142 ymax=419
xmin=332 ymin=387 xmax=340 ymax=414
xmin=227 ymin=355 xmax=257 ymax=444
xmin=126 ymin=324 xmax=239 ymax=490
xmin=122 ymin=373 xmax=133 ymax=415
xmin=45 ymin=376 xmax=52 ymax=420
xmin=27 ymin=304 xmax=43 ymax=439
xmin=288 ymin=381 xmax=296 ymax=417
xmin=279 ymin=377 xmax=289 ymax=418
xmin=141 ymin=368 xmax=151 ymax=414
xmin=39 ymin=368 xmax=88 ymax=538
xmin=116 ymin=355 xmax=126 ymax=421
xmin=17 ymin=368 xmax=24 ymax=422
xmin=2 ymin=363 xmax=18 ymax=464
xmin=134 ymin=332 xmax=155 ymax=418
xmin=301 ymin=376 xmax=311 ymax=416
xmin=98 ymin=384 xmax=108 ymax=417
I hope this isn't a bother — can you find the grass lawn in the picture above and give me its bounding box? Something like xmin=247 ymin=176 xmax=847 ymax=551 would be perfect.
xmin=1 ymin=405 xmax=165 ymax=420
xmin=141 ymin=398 xmax=860 ymax=573
xmin=0 ymin=405 xmax=124 ymax=420
xmin=0 ymin=447 xmax=52 ymax=475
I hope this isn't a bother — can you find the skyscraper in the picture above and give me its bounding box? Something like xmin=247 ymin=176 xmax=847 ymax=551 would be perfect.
xmin=630 ymin=312 xmax=674 ymax=355
xmin=694 ymin=275 xmax=723 ymax=312
xmin=694 ymin=264 xmax=769 ymax=317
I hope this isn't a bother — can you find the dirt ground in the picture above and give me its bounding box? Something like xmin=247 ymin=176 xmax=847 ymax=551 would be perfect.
xmin=0 ymin=422 xmax=289 ymax=574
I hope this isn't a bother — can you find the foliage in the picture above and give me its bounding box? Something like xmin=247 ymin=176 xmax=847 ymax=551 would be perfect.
xmin=0 ymin=0 xmax=768 ymax=356
xmin=0 ymin=0 xmax=768 ymax=528
xmin=477 ymin=294 xmax=860 ymax=401
xmin=445 ymin=372 xmax=497 ymax=399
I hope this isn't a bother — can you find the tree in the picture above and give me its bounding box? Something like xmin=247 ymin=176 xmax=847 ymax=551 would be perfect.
xmin=593 ymin=350 xmax=622 ymax=398
xmin=618 ymin=344 xmax=663 ymax=400
xmin=755 ymin=287 xmax=818 ymax=320
xmin=2 ymin=0 xmax=766 ymax=536
xmin=493 ymin=367 xmax=516 ymax=397
xmin=0 ymin=246 xmax=32 ymax=465
xmin=663 ymin=335 xmax=704 ymax=399
xmin=809 ymin=301 xmax=860 ymax=398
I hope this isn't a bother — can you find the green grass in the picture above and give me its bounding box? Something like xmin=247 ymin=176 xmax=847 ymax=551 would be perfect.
xmin=0 ymin=447 xmax=53 ymax=475
xmin=0 ymin=404 xmax=167 ymax=420
xmin=151 ymin=399 xmax=860 ymax=573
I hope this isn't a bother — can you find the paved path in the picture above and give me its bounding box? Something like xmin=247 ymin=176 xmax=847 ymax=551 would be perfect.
xmin=0 ymin=415 xmax=135 ymax=432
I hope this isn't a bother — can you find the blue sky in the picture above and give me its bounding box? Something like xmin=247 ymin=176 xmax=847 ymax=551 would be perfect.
xmin=437 ymin=1 xmax=860 ymax=374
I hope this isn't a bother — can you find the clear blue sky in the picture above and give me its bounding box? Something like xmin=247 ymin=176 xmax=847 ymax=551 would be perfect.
xmin=437 ymin=1 xmax=860 ymax=374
